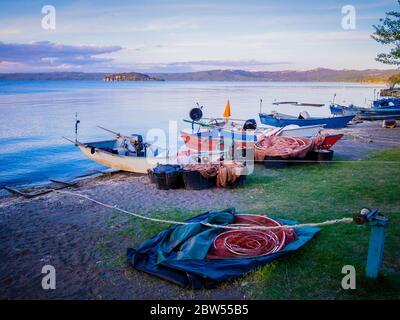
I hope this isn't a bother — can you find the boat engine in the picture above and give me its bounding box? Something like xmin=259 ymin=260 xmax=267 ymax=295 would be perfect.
xmin=131 ymin=134 xmax=145 ymax=156
xmin=298 ymin=111 xmax=310 ymax=119
xmin=243 ymin=119 xmax=257 ymax=130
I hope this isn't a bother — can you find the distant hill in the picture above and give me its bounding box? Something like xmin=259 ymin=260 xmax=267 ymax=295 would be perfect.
xmin=103 ymin=72 xmax=163 ymax=81
xmin=0 ymin=68 xmax=398 ymax=83
xmin=150 ymin=68 xmax=399 ymax=83
xmin=0 ymin=72 xmax=106 ymax=80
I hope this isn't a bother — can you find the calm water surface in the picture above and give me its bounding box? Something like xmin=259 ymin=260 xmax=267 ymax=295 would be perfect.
xmin=0 ymin=80 xmax=383 ymax=189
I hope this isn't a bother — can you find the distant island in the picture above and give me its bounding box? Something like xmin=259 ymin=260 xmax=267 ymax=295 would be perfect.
xmin=0 ymin=68 xmax=398 ymax=83
xmin=103 ymin=72 xmax=163 ymax=81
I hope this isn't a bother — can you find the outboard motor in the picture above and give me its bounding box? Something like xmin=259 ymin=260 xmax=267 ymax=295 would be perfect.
xmin=131 ymin=134 xmax=144 ymax=155
xmin=243 ymin=119 xmax=257 ymax=130
xmin=298 ymin=111 xmax=310 ymax=120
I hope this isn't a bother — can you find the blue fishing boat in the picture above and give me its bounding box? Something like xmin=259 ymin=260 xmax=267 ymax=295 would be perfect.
xmin=259 ymin=112 xmax=355 ymax=129
xmin=330 ymin=104 xmax=365 ymax=116
xmin=330 ymin=98 xmax=400 ymax=120
xmin=372 ymin=97 xmax=400 ymax=111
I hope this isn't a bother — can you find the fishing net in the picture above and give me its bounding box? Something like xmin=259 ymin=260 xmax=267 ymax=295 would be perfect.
xmin=183 ymin=161 xmax=245 ymax=188
xmin=254 ymin=135 xmax=326 ymax=161
xmin=207 ymin=214 xmax=296 ymax=259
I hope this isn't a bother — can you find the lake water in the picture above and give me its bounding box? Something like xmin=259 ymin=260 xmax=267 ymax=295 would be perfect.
xmin=0 ymin=80 xmax=383 ymax=190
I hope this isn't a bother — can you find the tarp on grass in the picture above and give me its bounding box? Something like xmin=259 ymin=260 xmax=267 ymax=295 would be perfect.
xmin=127 ymin=208 xmax=320 ymax=289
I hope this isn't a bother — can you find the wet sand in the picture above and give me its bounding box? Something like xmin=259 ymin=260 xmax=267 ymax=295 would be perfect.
xmin=1 ymin=121 xmax=399 ymax=299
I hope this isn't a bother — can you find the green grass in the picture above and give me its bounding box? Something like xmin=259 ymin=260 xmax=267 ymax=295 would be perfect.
xmin=240 ymin=148 xmax=400 ymax=299
xmin=101 ymin=148 xmax=400 ymax=299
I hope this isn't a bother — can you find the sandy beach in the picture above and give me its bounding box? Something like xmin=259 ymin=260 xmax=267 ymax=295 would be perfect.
xmin=1 ymin=121 xmax=399 ymax=300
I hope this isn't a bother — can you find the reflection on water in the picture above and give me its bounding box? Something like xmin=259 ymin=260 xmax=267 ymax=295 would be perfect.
xmin=0 ymin=80 xmax=383 ymax=188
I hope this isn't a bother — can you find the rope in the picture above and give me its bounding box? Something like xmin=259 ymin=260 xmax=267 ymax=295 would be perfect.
xmin=344 ymin=132 xmax=400 ymax=144
xmin=53 ymin=190 xmax=353 ymax=230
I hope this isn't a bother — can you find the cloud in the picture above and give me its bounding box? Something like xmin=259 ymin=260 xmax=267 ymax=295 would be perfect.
xmin=0 ymin=41 xmax=123 ymax=67
xmin=129 ymin=17 xmax=199 ymax=32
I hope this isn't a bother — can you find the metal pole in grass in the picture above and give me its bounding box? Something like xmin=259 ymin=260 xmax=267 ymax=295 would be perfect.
xmin=354 ymin=208 xmax=389 ymax=279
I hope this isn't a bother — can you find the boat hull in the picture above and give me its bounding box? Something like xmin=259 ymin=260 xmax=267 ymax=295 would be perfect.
xmin=181 ymin=131 xmax=342 ymax=152
xmin=79 ymin=144 xmax=169 ymax=173
xmin=330 ymin=104 xmax=400 ymax=120
xmin=181 ymin=124 xmax=324 ymax=151
xmin=259 ymin=113 xmax=355 ymax=129
xmin=79 ymin=142 xmax=226 ymax=173
xmin=356 ymin=111 xmax=400 ymax=121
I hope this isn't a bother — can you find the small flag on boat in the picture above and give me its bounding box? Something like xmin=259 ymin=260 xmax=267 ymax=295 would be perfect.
xmin=223 ymin=99 xmax=231 ymax=118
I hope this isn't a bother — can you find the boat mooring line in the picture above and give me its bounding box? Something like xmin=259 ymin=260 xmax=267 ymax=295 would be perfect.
xmin=53 ymin=189 xmax=354 ymax=230
xmin=254 ymin=160 xmax=400 ymax=163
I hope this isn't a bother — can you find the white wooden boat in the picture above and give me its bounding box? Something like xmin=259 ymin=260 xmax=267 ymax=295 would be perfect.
xmin=73 ymin=137 xmax=226 ymax=174
xmin=77 ymin=139 xmax=167 ymax=173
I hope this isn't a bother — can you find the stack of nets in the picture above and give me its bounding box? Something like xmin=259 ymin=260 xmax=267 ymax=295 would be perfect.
xmin=183 ymin=161 xmax=245 ymax=188
xmin=254 ymin=135 xmax=326 ymax=161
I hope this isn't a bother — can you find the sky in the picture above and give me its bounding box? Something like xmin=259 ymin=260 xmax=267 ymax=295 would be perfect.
xmin=0 ymin=0 xmax=398 ymax=73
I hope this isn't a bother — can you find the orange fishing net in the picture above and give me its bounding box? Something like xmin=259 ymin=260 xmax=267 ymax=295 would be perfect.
xmin=183 ymin=161 xmax=245 ymax=188
xmin=206 ymin=214 xmax=296 ymax=259
xmin=254 ymin=135 xmax=326 ymax=161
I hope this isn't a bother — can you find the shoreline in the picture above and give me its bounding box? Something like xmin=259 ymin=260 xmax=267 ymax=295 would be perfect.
xmin=0 ymin=79 xmax=390 ymax=84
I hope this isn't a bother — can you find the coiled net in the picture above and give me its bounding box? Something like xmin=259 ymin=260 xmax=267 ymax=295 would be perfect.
xmin=207 ymin=214 xmax=296 ymax=259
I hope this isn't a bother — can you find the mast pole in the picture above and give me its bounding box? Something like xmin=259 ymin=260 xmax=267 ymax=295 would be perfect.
xmin=75 ymin=112 xmax=80 ymax=146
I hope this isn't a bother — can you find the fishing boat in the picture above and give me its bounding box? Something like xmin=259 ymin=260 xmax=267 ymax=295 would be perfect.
xmin=181 ymin=124 xmax=326 ymax=151
xmin=329 ymin=104 xmax=363 ymax=116
xmin=356 ymin=109 xmax=400 ymax=121
xmin=259 ymin=111 xmax=355 ymax=129
xmin=183 ymin=101 xmax=337 ymax=152
xmin=373 ymin=97 xmax=400 ymax=110
xmin=330 ymin=98 xmax=400 ymax=120
xmin=66 ymin=126 xmax=225 ymax=174
xmin=272 ymin=101 xmax=325 ymax=107
xmin=380 ymin=87 xmax=400 ymax=98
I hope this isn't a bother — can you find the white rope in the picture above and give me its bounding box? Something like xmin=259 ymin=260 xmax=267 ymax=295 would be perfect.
xmin=53 ymin=190 xmax=353 ymax=230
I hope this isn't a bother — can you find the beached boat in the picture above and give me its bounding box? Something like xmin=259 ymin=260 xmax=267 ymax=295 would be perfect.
xmin=272 ymin=101 xmax=325 ymax=107
xmin=380 ymin=87 xmax=400 ymax=98
xmin=330 ymin=98 xmax=400 ymax=120
xmin=259 ymin=112 xmax=355 ymax=129
xmin=373 ymin=97 xmax=400 ymax=110
xmin=75 ymin=139 xmax=228 ymax=173
xmin=181 ymin=123 xmax=325 ymax=150
xmin=181 ymin=127 xmax=342 ymax=152
xmin=76 ymin=139 xmax=168 ymax=173
xmin=68 ymin=126 xmax=226 ymax=174
xmin=330 ymin=104 xmax=363 ymax=116
xmin=356 ymin=110 xmax=400 ymax=121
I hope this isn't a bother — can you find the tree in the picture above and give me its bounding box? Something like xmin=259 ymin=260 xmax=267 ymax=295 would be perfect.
xmin=372 ymin=1 xmax=400 ymax=66
xmin=388 ymin=73 xmax=400 ymax=87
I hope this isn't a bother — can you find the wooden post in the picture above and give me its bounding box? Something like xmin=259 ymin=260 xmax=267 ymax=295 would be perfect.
xmin=365 ymin=215 xmax=389 ymax=279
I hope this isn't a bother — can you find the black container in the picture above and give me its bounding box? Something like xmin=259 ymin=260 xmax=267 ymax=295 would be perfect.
xmin=182 ymin=170 xmax=216 ymax=190
xmin=152 ymin=164 xmax=183 ymax=190
xmin=307 ymin=150 xmax=334 ymax=163
xmin=264 ymin=156 xmax=289 ymax=169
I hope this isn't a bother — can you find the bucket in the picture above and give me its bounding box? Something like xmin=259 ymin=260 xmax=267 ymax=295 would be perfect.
xmin=182 ymin=170 xmax=216 ymax=190
xmin=306 ymin=150 xmax=334 ymax=163
xmin=264 ymin=156 xmax=289 ymax=169
xmin=152 ymin=164 xmax=183 ymax=190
